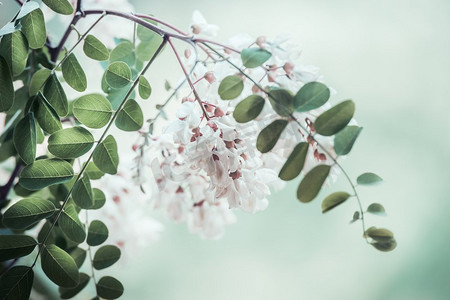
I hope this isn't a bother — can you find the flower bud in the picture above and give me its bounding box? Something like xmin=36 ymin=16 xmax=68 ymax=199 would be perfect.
xmin=214 ymin=107 xmax=225 ymax=117
xmin=204 ymin=71 xmax=216 ymax=83
xmin=256 ymin=36 xmax=266 ymax=48
xmin=184 ymin=48 xmax=191 ymax=59
xmin=191 ymin=24 xmax=201 ymax=34
xmin=283 ymin=62 xmax=294 ymax=74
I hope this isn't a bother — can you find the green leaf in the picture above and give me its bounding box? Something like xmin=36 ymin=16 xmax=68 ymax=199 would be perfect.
xmin=240 ymin=48 xmax=272 ymax=68
xmin=16 ymin=1 xmax=40 ymax=19
xmin=294 ymin=82 xmax=330 ymax=112
xmin=297 ymin=165 xmax=331 ymax=203
xmin=85 ymin=162 xmax=105 ymax=180
xmin=2 ymin=197 xmax=56 ymax=229
xmin=13 ymin=113 xmax=36 ymax=165
xmin=138 ymin=75 xmax=151 ymax=99
xmin=93 ymin=135 xmax=119 ymax=175
xmin=73 ymin=94 xmax=113 ymax=129
xmin=233 ymin=95 xmax=265 ymax=123
xmin=218 ymin=75 xmax=244 ymax=100
xmin=0 ymin=235 xmax=37 ymax=262
xmin=371 ymin=239 xmax=397 ymax=252
xmin=41 ymin=0 xmax=74 ymax=15
xmin=334 ymin=125 xmax=363 ymax=156
xmin=59 ymin=273 xmax=90 ymax=299
xmin=350 ymin=211 xmax=360 ymax=223
xmin=48 ymin=126 xmax=94 ymax=159
xmin=364 ymin=227 xmax=395 ymax=243
xmin=62 ymin=53 xmax=87 ymax=92
xmin=357 ymin=172 xmax=383 ymax=185
xmin=58 ymin=205 xmax=86 ymax=243
xmin=19 ymin=158 xmax=74 ymax=190
xmin=29 ymin=68 xmax=51 ymax=96
xmin=278 ymin=142 xmax=309 ymax=181
xmin=0 ymin=266 xmax=33 ymax=300
xmin=115 ymin=99 xmax=143 ymax=131
xmin=321 ymin=191 xmax=351 ymax=213
xmin=105 ymin=61 xmax=132 ymax=88
xmin=367 ymin=203 xmax=387 ymax=216
xmin=91 ymin=188 xmax=106 ymax=209
xmin=96 ymin=276 xmax=124 ymax=299
xmin=72 ymin=174 xmax=93 ymax=209
xmin=137 ymin=24 xmax=158 ymax=41
xmin=83 ymin=34 xmax=109 ymax=61
xmin=69 ymin=247 xmax=86 ymax=268
xmin=314 ymin=100 xmax=355 ymax=136
xmin=43 ymin=74 xmax=69 ymax=116
xmin=0 ymin=31 xmax=28 ymax=76
xmin=0 ymin=56 xmax=14 ymax=112
xmin=20 ymin=8 xmax=46 ymax=49
xmin=109 ymin=41 xmax=135 ymax=66
xmin=136 ymin=38 xmax=162 ymax=62
xmin=268 ymin=88 xmax=294 ymax=117
xmin=41 ymin=244 xmax=80 ymax=288
xmin=0 ymin=22 xmax=21 ymax=37
xmin=87 ymin=220 xmax=109 ymax=246
xmin=93 ymin=245 xmax=121 ymax=270
xmin=256 ymin=119 xmax=288 ymax=153
xmin=34 ymin=92 xmax=62 ymax=134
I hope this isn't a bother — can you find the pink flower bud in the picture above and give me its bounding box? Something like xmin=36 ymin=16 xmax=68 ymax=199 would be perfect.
xmin=184 ymin=48 xmax=191 ymax=59
xmin=229 ymin=170 xmax=242 ymax=180
xmin=207 ymin=120 xmax=218 ymax=131
xmin=256 ymin=36 xmax=266 ymax=48
xmin=204 ymin=71 xmax=216 ymax=83
xmin=205 ymin=104 xmax=215 ymax=113
xmin=132 ymin=144 xmax=139 ymax=152
xmin=225 ymin=140 xmax=235 ymax=149
xmin=191 ymin=24 xmax=201 ymax=34
xmin=268 ymin=71 xmax=277 ymax=82
xmin=214 ymin=107 xmax=225 ymax=117
xmin=283 ymin=62 xmax=294 ymax=74
xmin=252 ymin=84 xmax=261 ymax=93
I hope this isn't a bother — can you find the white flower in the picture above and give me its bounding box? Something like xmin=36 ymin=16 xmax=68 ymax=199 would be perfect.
xmin=190 ymin=10 xmax=219 ymax=37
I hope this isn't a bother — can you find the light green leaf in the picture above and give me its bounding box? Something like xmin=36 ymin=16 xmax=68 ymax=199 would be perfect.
xmin=73 ymin=94 xmax=113 ymax=129
xmin=334 ymin=125 xmax=363 ymax=156
xmin=83 ymin=35 xmax=109 ymax=61
xmin=278 ymin=142 xmax=309 ymax=181
xmin=0 ymin=235 xmax=37 ymax=262
xmin=43 ymin=74 xmax=69 ymax=116
xmin=41 ymin=0 xmax=74 ymax=15
xmin=136 ymin=38 xmax=162 ymax=61
xmin=115 ymin=99 xmax=143 ymax=131
xmin=96 ymin=276 xmax=124 ymax=299
xmin=48 ymin=127 xmax=94 ymax=159
xmin=110 ymin=41 xmax=135 ymax=66
xmin=3 ymin=197 xmax=56 ymax=229
xmin=62 ymin=53 xmax=87 ymax=92
xmin=34 ymin=92 xmax=62 ymax=134
xmin=59 ymin=273 xmax=90 ymax=299
xmin=20 ymin=8 xmax=46 ymax=49
xmin=93 ymin=245 xmax=121 ymax=270
xmin=85 ymin=162 xmax=105 ymax=180
xmin=91 ymin=188 xmax=106 ymax=209
xmin=69 ymin=247 xmax=86 ymax=269
xmin=367 ymin=203 xmax=387 ymax=216
xmin=29 ymin=68 xmax=51 ymax=96
xmin=294 ymin=82 xmax=330 ymax=112
xmin=13 ymin=113 xmax=36 ymax=165
xmin=105 ymin=61 xmax=132 ymax=88
xmin=297 ymin=165 xmax=331 ymax=203
xmin=93 ymin=135 xmax=119 ymax=174
xmin=137 ymin=24 xmax=159 ymax=41
xmin=233 ymin=95 xmax=265 ymax=123
xmin=357 ymin=172 xmax=383 ymax=185
xmin=72 ymin=174 xmax=93 ymax=209
xmin=0 ymin=56 xmax=14 ymax=112
xmin=87 ymin=220 xmax=109 ymax=246
xmin=0 ymin=31 xmax=29 ymax=76
xmin=58 ymin=205 xmax=86 ymax=243
xmin=240 ymin=48 xmax=272 ymax=68
xmin=19 ymin=158 xmax=74 ymax=190
xmin=218 ymin=75 xmax=244 ymax=100
xmin=41 ymin=244 xmax=80 ymax=287
xmin=0 ymin=266 xmax=34 ymax=300
xmin=321 ymin=191 xmax=351 ymax=213
xmin=138 ymin=75 xmax=151 ymax=99
xmin=256 ymin=119 xmax=288 ymax=153
xmin=314 ymin=100 xmax=355 ymax=136
xmin=268 ymin=88 xmax=294 ymax=117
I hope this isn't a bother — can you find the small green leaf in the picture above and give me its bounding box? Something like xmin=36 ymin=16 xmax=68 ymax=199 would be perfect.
xmin=334 ymin=125 xmax=363 ymax=156
xmin=314 ymin=100 xmax=355 ymax=136
xmin=20 ymin=8 xmax=46 ymax=49
xmin=0 ymin=266 xmax=34 ymax=300
xmin=109 ymin=41 xmax=135 ymax=66
xmin=365 ymin=227 xmax=395 ymax=243
xmin=0 ymin=56 xmax=14 ymax=112
xmin=59 ymin=273 xmax=90 ymax=299
xmin=93 ymin=135 xmax=119 ymax=175
xmin=350 ymin=211 xmax=360 ymax=223
xmin=85 ymin=162 xmax=105 ymax=180
xmin=34 ymin=92 xmax=63 ymax=134
xmin=2 ymin=197 xmax=56 ymax=229
xmin=93 ymin=245 xmax=121 ymax=270
xmin=105 ymin=61 xmax=132 ymax=88
xmin=367 ymin=203 xmax=387 ymax=216
xmin=371 ymin=239 xmax=397 ymax=252
xmin=115 ymin=99 xmax=143 ymax=131
xmin=357 ymin=172 xmax=383 ymax=185
xmin=278 ymin=142 xmax=309 ymax=181
xmin=19 ymin=158 xmax=74 ymax=190
xmin=58 ymin=205 xmax=86 ymax=243
xmin=256 ymin=119 xmax=288 ymax=153
xmin=72 ymin=174 xmax=93 ymax=209
xmin=241 ymin=48 xmax=272 ymax=68
xmin=29 ymin=68 xmax=51 ymax=96
xmin=268 ymin=88 xmax=294 ymax=117
xmin=0 ymin=235 xmax=37 ymax=262
xmin=294 ymin=82 xmax=330 ymax=112
xmin=13 ymin=113 xmax=36 ymax=165
xmin=233 ymin=95 xmax=265 ymax=123
xmin=0 ymin=31 xmax=28 ymax=76
xmin=91 ymin=188 xmax=106 ymax=209
xmin=321 ymin=191 xmax=350 ymax=213
xmin=41 ymin=0 xmax=74 ymax=15
xmin=73 ymin=94 xmax=113 ymax=128
xmin=83 ymin=35 xmax=109 ymax=61
xmin=297 ymin=165 xmax=331 ymax=203
xmin=43 ymin=74 xmax=69 ymax=116
xmin=96 ymin=276 xmax=124 ymax=299
xmin=48 ymin=127 xmax=94 ymax=159
xmin=41 ymin=244 xmax=80 ymax=288
xmin=138 ymin=76 xmax=151 ymax=99
xmin=87 ymin=220 xmax=109 ymax=246
xmin=69 ymin=247 xmax=86 ymax=268
xmin=62 ymin=54 xmax=87 ymax=92
xmin=218 ymin=75 xmax=244 ymax=100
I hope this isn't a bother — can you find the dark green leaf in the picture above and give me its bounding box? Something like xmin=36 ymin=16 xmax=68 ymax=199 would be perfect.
xmin=294 ymin=82 xmax=330 ymax=112
xmin=109 ymin=41 xmax=135 ymax=66
xmin=41 ymin=244 xmax=80 ymax=287
xmin=43 ymin=74 xmax=69 ymax=116
xmin=41 ymin=0 xmax=74 ymax=15
xmin=0 ymin=235 xmax=37 ymax=262
xmin=350 ymin=211 xmax=360 ymax=223
xmin=87 ymin=220 xmax=109 ymax=246
xmin=365 ymin=227 xmax=394 ymax=243
xmin=29 ymin=68 xmax=51 ymax=96
xmin=115 ymin=99 xmax=143 ymax=131
xmin=20 ymin=8 xmax=46 ymax=49
xmin=334 ymin=125 xmax=363 ymax=155
xmin=19 ymin=158 xmax=74 ymax=190
xmin=371 ymin=239 xmax=397 ymax=252
xmin=69 ymin=247 xmax=86 ymax=268
xmin=13 ymin=113 xmax=36 ymax=165
xmin=93 ymin=245 xmax=121 ymax=270
xmin=73 ymin=94 xmax=113 ymax=128
xmin=278 ymin=142 xmax=309 ymax=181
xmin=59 ymin=273 xmax=90 ymax=299
xmin=233 ymin=95 xmax=265 ymax=123
xmin=62 ymin=53 xmax=87 ymax=92
xmin=72 ymin=174 xmax=93 ymax=209
xmin=321 ymin=191 xmax=351 ymax=213
xmin=297 ymin=165 xmax=331 ymax=203
xmin=83 ymin=34 xmax=109 ymax=61
xmin=367 ymin=203 xmax=387 ymax=216
xmin=96 ymin=276 xmax=124 ymax=299
xmin=218 ymin=75 xmax=244 ymax=100
xmin=357 ymin=172 xmax=383 ymax=185
xmin=0 ymin=266 xmax=34 ymax=300
xmin=105 ymin=61 xmax=132 ymax=88
xmin=314 ymin=100 xmax=355 ymax=136
xmin=240 ymin=48 xmax=271 ymax=68
xmin=0 ymin=31 xmax=28 ymax=76
xmin=85 ymin=162 xmax=105 ymax=180
xmin=3 ymin=197 xmax=55 ymax=229
xmin=268 ymin=88 xmax=294 ymax=117
xmin=0 ymin=56 xmax=14 ymax=112
xmin=138 ymin=75 xmax=151 ymax=99
xmin=58 ymin=205 xmax=86 ymax=243
xmin=256 ymin=119 xmax=288 ymax=153
xmin=90 ymin=188 xmax=106 ymax=209
xmin=93 ymin=135 xmax=119 ymax=175
xmin=34 ymin=92 xmax=62 ymax=134
xmin=48 ymin=127 xmax=94 ymax=159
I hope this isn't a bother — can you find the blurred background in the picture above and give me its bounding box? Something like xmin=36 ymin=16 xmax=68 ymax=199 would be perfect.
xmin=2 ymin=0 xmax=450 ymax=299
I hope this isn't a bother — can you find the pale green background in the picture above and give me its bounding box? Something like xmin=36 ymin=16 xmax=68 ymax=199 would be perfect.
xmin=2 ymin=0 xmax=450 ymax=299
